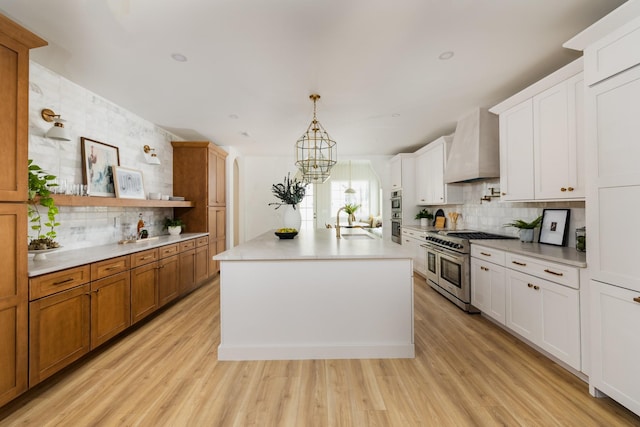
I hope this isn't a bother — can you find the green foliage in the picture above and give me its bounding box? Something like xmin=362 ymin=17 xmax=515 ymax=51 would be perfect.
xmin=504 ymin=215 xmax=543 ymax=230
xmin=269 ymin=173 xmax=307 ymax=210
xmin=28 ymin=160 xmax=60 ymax=249
xmin=343 ymin=203 xmax=360 ymax=215
xmin=415 ymin=209 xmax=433 ymax=220
xmin=163 ymin=217 xmax=186 ymax=230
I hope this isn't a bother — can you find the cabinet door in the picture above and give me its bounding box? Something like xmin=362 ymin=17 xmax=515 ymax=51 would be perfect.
xmin=207 ymin=149 xmax=226 ymax=206
xmin=158 ymin=254 xmax=179 ymax=307
xmin=471 ymin=258 xmax=506 ymax=325
xmin=90 ymin=271 xmax=131 ymax=349
xmin=179 ymin=249 xmax=196 ymax=295
xmin=506 ymin=269 xmax=541 ymax=342
xmin=591 ymin=281 xmax=640 ymax=415
xmin=130 ymin=262 xmax=158 ymax=324
xmin=499 ymin=100 xmax=534 ymax=201
xmin=427 ymin=143 xmax=445 ymax=204
xmin=195 ymin=245 xmax=209 ymax=284
xmin=0 ymin=203 xmax=28 ymax=405
xmin=390 ymin=156 xmax=402 ymax=189
xmin=415 ymin=151 xmax=429 ymax=204
xmin=29 ymin=285 xmax=90 ymax=386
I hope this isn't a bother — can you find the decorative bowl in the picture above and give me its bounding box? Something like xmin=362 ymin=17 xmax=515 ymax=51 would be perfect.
xmin=275 ymin=231 xmax=298 ymax=239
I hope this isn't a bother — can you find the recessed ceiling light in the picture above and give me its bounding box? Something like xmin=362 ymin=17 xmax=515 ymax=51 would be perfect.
xmin=439 ymin=51 xmax=454 ymax=60
xmin=229 ymin=114 xmax=239 ymax=119
xmin=240 ymin=131 xmax=250 ymax=137
xmin=171 ymin=53 xmax=188 ymax=62
xmin=392 ymin=113 xmax=401 ymax=118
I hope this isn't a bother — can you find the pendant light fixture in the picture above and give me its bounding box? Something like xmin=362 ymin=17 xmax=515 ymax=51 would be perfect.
xmin=295 ymin=94 xmax=337 ymax=184
xmin=344 ymin=160 xmax=356 ymax=204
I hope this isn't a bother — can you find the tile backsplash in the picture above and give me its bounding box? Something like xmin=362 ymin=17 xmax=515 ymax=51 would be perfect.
xmin=419 ymin=179 xmax=585 ymax=248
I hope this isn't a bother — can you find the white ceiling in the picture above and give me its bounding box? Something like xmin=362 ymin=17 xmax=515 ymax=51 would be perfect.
xmin=0 ymin=0 xmax=626 ymax=157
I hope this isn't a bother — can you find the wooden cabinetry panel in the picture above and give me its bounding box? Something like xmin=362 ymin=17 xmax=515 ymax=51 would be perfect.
xmin=29 ymin=265 xmax=91 ymax=300
xmin=130 ymin=262 xmax=158 ymax=324
xmin=131 ymin=249 xmax=158 ymax=268
xmin=179 ymin=249 xmax=196 ymax=295
xmin=29 ymin=285 xmax=90 ymax=386
xmin=159 ymin=244 xmax=179 ymax=258
xmin=195 ymin=245 xmax=209 ymax=284
xmin=91 ymin=256 xmax=130 ymax=280
xmin=90 ymin=271 xmax=130 ymax=349
xmin=179 ymin=239 xmax=196 ymax=251
xmin=158 ymin=254 xmax=179 ymax=307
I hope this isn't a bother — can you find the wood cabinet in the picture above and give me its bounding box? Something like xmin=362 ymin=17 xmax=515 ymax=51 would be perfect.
xmin=90 ymin=270 xmax=131 ymax=349
xmin=173 ymin=141 xmax=227 ymax=276
xmin=158 ymin=254 xmax=179 ymax=307
xmin=414 ymin=136 xmax=462 ymax=205
xmin=195 ymin=237 xmax=209 ymax=284
xmin=0 ymin=15 xmax=47 ymax=407
xmin=470 ymin=245 xmax=506 ymax=325
xmin=130 ymin=262 xmax=158 ymax=324
xmin=179 ymin=248 xmax=196 ymax=295
xmin=493 ymin=60 xmax=584 ymax=202
xmin=401 ymin=228 xmax=427 ymax=277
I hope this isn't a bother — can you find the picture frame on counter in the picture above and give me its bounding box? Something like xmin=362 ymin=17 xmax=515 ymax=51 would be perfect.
xmin=539 ymin=208 xmax=570 ymax=246
xmin=81 ymin=137 xmax=120 ymax=197
xmin=113 ymin=166 xmax=146 ymax=199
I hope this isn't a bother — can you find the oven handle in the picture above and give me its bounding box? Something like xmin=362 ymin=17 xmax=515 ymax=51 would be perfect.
xmin=421 ymin=243 xmax=466 ymax=260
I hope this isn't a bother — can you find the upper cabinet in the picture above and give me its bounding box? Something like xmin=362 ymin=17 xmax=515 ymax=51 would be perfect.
xmin=415 ymin=136 xmax=462 ymax=205
xmin=491 ymin=59 xmax=585 ymax=202
xmin=389 ymin=154 xmax=414 ymax=191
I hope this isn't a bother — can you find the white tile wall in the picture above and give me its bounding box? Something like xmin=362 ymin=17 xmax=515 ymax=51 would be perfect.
xmin=28 ymin=62 xmax=181 ymax=251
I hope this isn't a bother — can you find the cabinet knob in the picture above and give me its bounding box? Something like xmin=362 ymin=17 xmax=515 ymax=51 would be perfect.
xmin=534 ymin=285 xmax=540 ymax=291
xmin=568 ymin=187 xmax=574 ymax=192
xmin=560 ymin=187 xmax=567 ymax=192
xmin=501 ymin=192 xmax=506 ymax=196
xmin=527 ymin=283 xmax=533 ymax=288
xmin=633 ymin=297 xmax=640 ymax=304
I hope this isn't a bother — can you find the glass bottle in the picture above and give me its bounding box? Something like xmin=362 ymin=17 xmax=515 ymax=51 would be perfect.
xmin=575 ymin=226 xmax=586 ymax=252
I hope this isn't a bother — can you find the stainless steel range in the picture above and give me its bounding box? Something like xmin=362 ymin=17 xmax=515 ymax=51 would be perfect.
xmin=422 ymin=230 xmax=516 ymax=312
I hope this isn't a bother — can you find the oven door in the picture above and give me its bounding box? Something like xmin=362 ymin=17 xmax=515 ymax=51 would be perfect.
xmin=422 ymin=243 xmax=439 ymax=286
xmin=436 ymin=247 xmax=470 ymax=303
xmin=391 ymin=219 xmax=401 ymax=243
xmin=391 ymin=197 xmax=401 ymax=210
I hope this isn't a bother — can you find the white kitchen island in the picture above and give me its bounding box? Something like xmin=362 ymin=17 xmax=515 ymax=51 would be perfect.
xmin=214 ymin=228 xmax=414 ymax=361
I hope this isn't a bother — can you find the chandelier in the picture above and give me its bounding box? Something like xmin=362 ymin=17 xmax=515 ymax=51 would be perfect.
xmin=295 ymin=94 xmax=337 ymax=184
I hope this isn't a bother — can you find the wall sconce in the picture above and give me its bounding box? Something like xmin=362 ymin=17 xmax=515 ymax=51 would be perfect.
xmin=41 ymin=108 xmax=71 ymax=141
xmin=143 ymin=145 xmax=161 ymax=165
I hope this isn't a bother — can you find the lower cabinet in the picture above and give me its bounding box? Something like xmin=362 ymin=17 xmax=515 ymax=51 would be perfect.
xmin=590 ymin=280 xmax=640 ymax=415
xmin=90 ymin=271 xmax=131 ymax=349
xmin=195 ymin=241 xmax=209 ymax=284
xmin=471 ymin=257 xmax=506 ymax=324
xmin=158 ymin=254 xmax=179 ymax=307
xmin=179 ymin=249 xmax=196 ymax=295
xmin=131 ymin=262 xmax=159 ymax=324
xmin=401 ymin=228 xmax=427 ymax=277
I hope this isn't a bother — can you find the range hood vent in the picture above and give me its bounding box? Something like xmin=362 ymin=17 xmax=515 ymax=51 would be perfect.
xmin=444 ymin=108 xmax=499 ymax=184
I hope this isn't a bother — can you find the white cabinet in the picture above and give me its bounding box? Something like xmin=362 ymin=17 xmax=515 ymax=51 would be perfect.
xmin=414 ymin=136 xmax=462 ymax=205
xmin=492 ymin=59 xmax=585 ymax=202
xmin=533 ymin=73 xmax=585 ymax=200
xmin=390 ymin=154 xmax=414 ymax=191
xmin=504 ymin=253 xmax=581 ymax=370
xmin=590 ymin=280 xmax=640 ymax=415
xmin=401 ymin=228 xmax=427 ymax=277
xmin=470 ymin=245 xmax=506 ymax=324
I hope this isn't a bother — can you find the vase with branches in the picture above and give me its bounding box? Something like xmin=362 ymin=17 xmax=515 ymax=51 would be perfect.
xmin=268 ymin=173 xmax=307 ymax=210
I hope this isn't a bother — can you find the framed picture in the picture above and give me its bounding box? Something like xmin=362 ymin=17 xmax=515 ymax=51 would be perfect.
xmin=113 ymin=166 xmax=146 ymax=199
xmin=81 ymin=137 xmax=120 ymax=197
xmin=539 ymin=209 xmax=570 ymax=246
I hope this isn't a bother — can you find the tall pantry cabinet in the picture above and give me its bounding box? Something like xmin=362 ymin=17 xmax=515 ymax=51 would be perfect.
xmin=172 ymin=141 xmax=227 ymax=276
xmin=0 ymin=15 xmax=47 ymax=406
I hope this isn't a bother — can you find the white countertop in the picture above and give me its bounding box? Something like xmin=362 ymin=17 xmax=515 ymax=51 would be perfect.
xmin=28 ymin=233 xmax=209 ymax=277
xmin=215 ymin=228 xmax=412 ymax=261
xmin=470 ymin=239 xmax=587 ymax=268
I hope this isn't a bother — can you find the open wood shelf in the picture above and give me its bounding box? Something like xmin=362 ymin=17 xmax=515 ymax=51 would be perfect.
xmin=51 ymin=194 xmax=195 ymax=208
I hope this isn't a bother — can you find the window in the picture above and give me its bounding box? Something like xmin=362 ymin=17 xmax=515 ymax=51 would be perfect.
xmin=299 ymin=183 xmax=314 ymax=231
xmin=330 ymin=180 xmax=370 ymax=218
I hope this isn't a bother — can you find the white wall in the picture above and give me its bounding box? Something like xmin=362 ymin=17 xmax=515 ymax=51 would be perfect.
xmin=28 ymin=61 xmax=181 ymax=251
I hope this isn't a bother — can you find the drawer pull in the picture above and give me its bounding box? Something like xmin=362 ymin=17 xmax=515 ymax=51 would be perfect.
xmin=140 ymin=255 xmax=153 ymax=260
xmin=53 ymin=277 xmax=74 ymax=286
xmin=544 ymin=269 xmax=563 ymax=277
xmin=534 ymin=285 xmax=540 ymax=290
xmin=105 ymin=266 xmax=120 ymax=271
xmin=527 ymin=283 xmax=533 ymax=288
xmin=480 ymin=266 xmax=489 ymax=271
xmin=633 ymin=297 xmax=640 ymax=304
xmin=480 ymin=252 xmax=492 ymax=257
xmin=512 ymin=261 xmax=527 ymax=267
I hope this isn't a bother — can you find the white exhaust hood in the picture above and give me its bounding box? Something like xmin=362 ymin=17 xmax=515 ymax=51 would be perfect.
xmin=444 ymin=108 xmax=499 ymax=183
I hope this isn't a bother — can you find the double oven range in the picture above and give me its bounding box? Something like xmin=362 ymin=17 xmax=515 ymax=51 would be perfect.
xmin=390 ymin=190 xmax=402 ymax=243
xmin=422 ymin=230 xmax=516 ymax=312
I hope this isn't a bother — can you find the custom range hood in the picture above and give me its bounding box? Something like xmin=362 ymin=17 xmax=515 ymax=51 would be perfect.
xmin=444 ymin=108 xmax=499 ymax=183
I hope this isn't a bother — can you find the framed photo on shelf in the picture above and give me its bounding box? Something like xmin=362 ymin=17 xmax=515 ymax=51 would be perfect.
xmin=81 ymin=137 xmax=120 ymax=197
xmin=113 ymin=166 xmax=146 ymax=199
xmin=539 ymin=208 xmax=570 ymax=246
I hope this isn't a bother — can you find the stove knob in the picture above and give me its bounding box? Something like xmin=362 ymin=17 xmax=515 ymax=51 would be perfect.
xmin=455 ymin=243 xmax=463 ymax=249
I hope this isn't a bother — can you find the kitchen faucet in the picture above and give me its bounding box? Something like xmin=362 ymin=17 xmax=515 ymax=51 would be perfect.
xmin=335 ymin=206 xmax=346 ymax=238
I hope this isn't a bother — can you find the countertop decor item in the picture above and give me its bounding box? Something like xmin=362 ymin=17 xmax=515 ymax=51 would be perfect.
xmin=113 ymin=166 xmax=146 ymax=199
xmin=275 ymin=229 xmax=298 ymax=239
xmin=268 ymin=173 xmax=307 ymax=209
xmin=28 ymin=160 xmax=61 ymax=251
xmin=164 ymin=217 xmax=186 ymax=235
xmin=81 ymin=137 xmax=119 ymax=197
xmin=539 ymin=209 xmax=570 ymax=246
xmin=343 ymin=203 xmax=360 ymax=225
xmin=415 ymin=209 xmax=433 ymax=227
xmin=504 ymin=215 xmax=543 ymax=243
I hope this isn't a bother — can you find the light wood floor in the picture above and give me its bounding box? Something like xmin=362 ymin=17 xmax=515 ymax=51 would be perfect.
xmin=1 ymin=275 xmax=639 ymax=426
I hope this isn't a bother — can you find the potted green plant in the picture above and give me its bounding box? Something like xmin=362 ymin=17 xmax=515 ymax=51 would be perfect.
xmin=269 ymin=173 xmax=307 ymax=231
xmin=164 ymin=217 xmax=186 ymax=236
xmin=343 ymin=203 xmax=360 ymax=225
xmin=27 ymin=160 xmax=60 ymax=251
xmin=504 ymin=215 xmax=542 ymax=242
xmin=415 ymin=208 xmax=433 ymax=227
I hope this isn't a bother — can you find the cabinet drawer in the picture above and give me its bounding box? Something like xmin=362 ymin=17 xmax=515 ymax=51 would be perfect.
xmin=196 ymin=236 xmax=209 ymax=247
xmin=159 ymin=243 xmax=179 ymax=258
xmin=91 ymin=256 xmax=130 ymax=280
xmin=401 ymin=229 xmax=425 ymax=239
xmin=471 ymin=245 xmax=506 ymax=266
xmin=505 ymin=253 xmax=579 ymax=289
xmin=179 ymin=239 xmax=196 ymax=251
xmin=29 ymin=265 xmax=91 ymax=301
xmin=131 ymin=249 xmax=159 ymax=268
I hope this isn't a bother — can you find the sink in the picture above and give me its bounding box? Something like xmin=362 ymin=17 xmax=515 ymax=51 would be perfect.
xmin=341 ymin=233 xmax=374 ymax=240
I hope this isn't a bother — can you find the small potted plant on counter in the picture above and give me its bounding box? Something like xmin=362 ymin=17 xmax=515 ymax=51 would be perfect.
xmin=164 ymin=217 xmax=186 ymax=236
xmin=343 ymin=203 xmax=360 ymax=226
xmin=504 ymin=215 xmax=542 ymax=242
xmin=415 ymin=208 xmax=433 ymax=227
xmin=27 ymin=160 xmax=61 ymax=253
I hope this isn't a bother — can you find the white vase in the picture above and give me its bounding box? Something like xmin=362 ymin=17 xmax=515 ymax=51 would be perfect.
xmin=420 ymin=218 xmax=428 ymax=227
xmin=519 ymin=228 xmax=534 ymax=243
xmin=282 ymin=204 xmax=302 ymax=231
xmin=168 ymin=226 xmax=181 ymax=236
